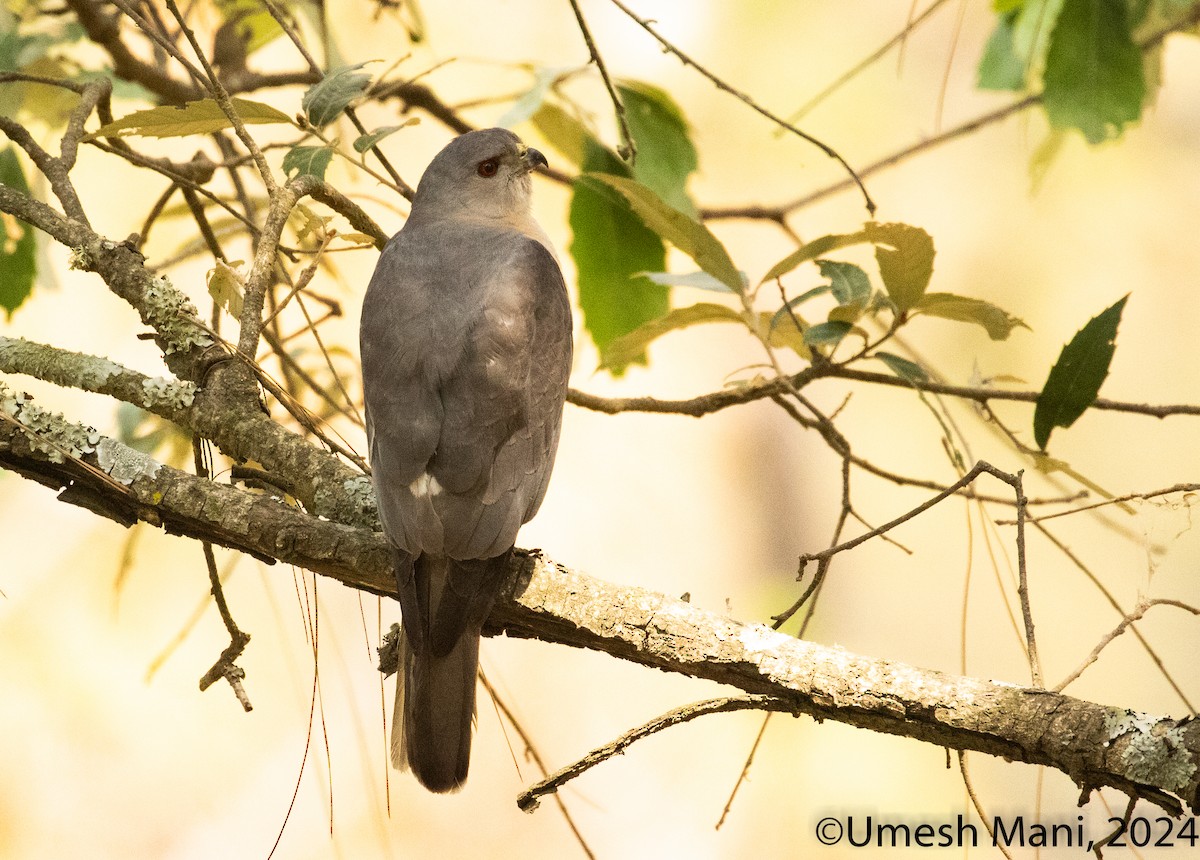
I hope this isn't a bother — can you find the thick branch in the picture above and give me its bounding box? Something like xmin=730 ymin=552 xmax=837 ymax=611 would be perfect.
xmin=0 ymin=419 xmax=388 ymax=594
xmin=0 ymin=335 xmax=195 ymax=427
xmin=490 ymin=558 xmax=1198 ymax=813
xmin=0 ymin=183 xmax=373 ymax=526
xmin=1 ymin=419 xmax=1196 ymax=813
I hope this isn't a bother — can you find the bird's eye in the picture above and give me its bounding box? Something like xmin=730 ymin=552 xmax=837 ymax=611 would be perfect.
xmin=477 ymin=158 xmax=499 ymax=178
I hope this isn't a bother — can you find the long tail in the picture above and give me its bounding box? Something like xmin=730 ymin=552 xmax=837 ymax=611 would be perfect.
xmin=392 ymin=616 xmax=479 ymax=792
xmin=390 ymin=553 xmax=504 ymax=793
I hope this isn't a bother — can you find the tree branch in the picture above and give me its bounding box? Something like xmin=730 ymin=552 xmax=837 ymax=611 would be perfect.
xmin=4 ymin=409 xmax=1195 ymax=813
xmin=0 ymin=335 xmax=196 ymax=427
xmin=518 ymin=695 xmax=795 ymax=811
xmin=0 ymin=181 xmax=374 ymax=527
xmin=567 ymin=365 xmax=1200 ymax=421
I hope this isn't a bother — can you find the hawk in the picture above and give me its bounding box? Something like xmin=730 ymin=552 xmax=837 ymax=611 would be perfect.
xmin=360 ymin=128 xmax=572 ymax=792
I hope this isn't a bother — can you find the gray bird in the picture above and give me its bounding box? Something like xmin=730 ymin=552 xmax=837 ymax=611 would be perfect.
xmin=360 ymin=128 xmax=572 ymax=793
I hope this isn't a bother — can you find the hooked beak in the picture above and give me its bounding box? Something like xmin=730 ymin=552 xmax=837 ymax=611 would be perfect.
xmin=521 ymin=146 xmax=548 ymax=172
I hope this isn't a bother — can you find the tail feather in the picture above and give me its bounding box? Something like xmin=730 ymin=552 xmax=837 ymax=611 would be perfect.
xmin=391 ymin=625 xmax=478 ymax=793
xmin=391 ymin=552 xmax=507 ymax=793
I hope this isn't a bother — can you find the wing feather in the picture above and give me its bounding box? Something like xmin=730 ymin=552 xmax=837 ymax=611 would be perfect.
xmin=362 ymin=225 xmax=571 ymax=560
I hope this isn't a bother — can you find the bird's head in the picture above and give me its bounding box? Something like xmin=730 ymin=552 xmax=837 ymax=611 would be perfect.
xmin=411 ymin=128 xmax=548 ymax=223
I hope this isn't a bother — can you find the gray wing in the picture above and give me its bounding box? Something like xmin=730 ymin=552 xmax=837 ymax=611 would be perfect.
xmin=361 ymin=227 xmax=572 ymax=560
xmin=434 ymin=238 xmax=572 ymax=558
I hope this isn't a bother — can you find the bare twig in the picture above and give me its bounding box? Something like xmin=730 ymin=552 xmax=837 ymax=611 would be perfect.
xmin=783 ymin=0 xmax=952 ymax=124
xmin=518 ymin=696 xmax=795 ymax=812
xmin=568 ymin=366 xmax=1200 ymax=421
xmin=1035 ymin=522 xmax=1196 ymax=714
xmin=1093 ymin=796 xmax=1138 ymax=857
xmin=997 ymin=483 xmax=1200 ymax=525
xmin=604 ymin=0 xmax=875 ymax=215
xmin=567 ymin=0 xmax=636 ymax=162
xmin=237 ymin=180 xmax=301 ymax=356
xmin=702 ymin=1 xmax=1200 ymax=223
xmin=958 ymin=752 xmax=1015 ymax=860
xmin=1055 ymin=599 xmax=1200 ymax=693
xmin=798 ymin=461 xmax=1018 ymax=566
xmin=162 ymin=0 xmax=277 ymax=192
xmin=192 ymin=439 xmax=252 ymax=709
xmin=714 ymin=710 xmax=774 ymax=830
xmin=783 ymin=459 xmax=1041 ymax=684
xmin=1011 ymin=469 xmax=1041 ymax=686
xmin=478 ymin=672 xmax=596 ymax=858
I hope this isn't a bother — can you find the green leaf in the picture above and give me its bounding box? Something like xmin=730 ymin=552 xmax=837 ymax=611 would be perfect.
xmin=88 ymin=97 xmax=291 ymax=139
xmin=915 ymin=292 xmax=1030 ymax=340
xmin=570 ymin=139 xmax=667 ymax=372
xmin=215 ymin=0 xmax=284 ymax=56
xmin=529 ymin=101 xmax=589 ymax=167
xmin=770 ymin=286 xmax=828 ymax=333
xmin=864 ymin=222 xmax=935 ymax=313
xmin=1043 ymin=0 xmax=1144 ymax=143
xmin=0 ymin=146 xmax=36 ymax=318
xmin=302 ymin=62 xmax=373 ymax=128
xmin=978 ymin=12 xmax=1028 ymax=90
xmin=817 ymin=259 xmax=871 ymax=307
xmin=760 ymin=230 xmax=867 ymax=284
xmin=1033 ymin=294 xmax=1128 ymax=449
xmin=353 ymin=117 xmax=418 ymax=153
xmin=599 ymin=302 xmax=743 ymax=371
xmin=618 ymin=80 xmax=698 ymax=218
xmin=802 ymin=320 xmax=855 ymax=348
xmin=0 ymin=28 xmax=53 ymax=74
xmin=874 ymin=351 xmax=929 ymax=383
xmin=640 ymin=270 xmax=735 ymax=292
xmin=282 ymin=145 xmax=334 ymax=181
xmin=583 ymin=172 xmax=742 ymax=291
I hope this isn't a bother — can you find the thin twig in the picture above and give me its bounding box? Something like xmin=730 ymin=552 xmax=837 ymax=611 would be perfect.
xmin=703 ymin=2 xmax=1200 ymax=223
xmin=518 ymin=696 xmax=794 ymax=812
xmin=997 ymin=483 xmax=1200 ymax=525
xmin=568 ymin=0 xmax=636 ymax=162
xmin=605 ymin=0 xmax=874 ymax=215
xmin=715 ymin=711 xmax=773 ymax=830
xmin=1011 ymin=469 xmax=1041 ymax=686
xmin=783 ymin=0 xmax=952 ymax=124
xmin=1093 ymin=796 xmax=1139 ymax=858
xmin=477 ymin=672 xmax=596 ymax=859
xmin=237 ymin=182 xmax=298 ymax=356
xmin=957 ymin=752 xmax=1015 ymax=860
xmin=1035 ymin=522 xmax=1196 ymax=714
xmin=798 ymin=461 xmax=1018 ymax=567
xmin=568 ymin=367 xmax=1200 ymax=421
xmin=192 ymin=438 xmax=253 ymax=709
xmin=1054 ymin=599 xmax=1200 ymax=693
xmin=162 ymin=0 xmax=278 ymax=193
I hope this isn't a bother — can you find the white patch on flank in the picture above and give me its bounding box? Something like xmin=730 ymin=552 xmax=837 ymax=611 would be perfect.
xmin=408 ymin=472 xmax=443 ymax=498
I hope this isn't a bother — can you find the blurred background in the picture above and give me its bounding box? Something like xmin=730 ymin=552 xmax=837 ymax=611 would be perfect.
xmin=1 ymin=1 xmax=1199 ymax=857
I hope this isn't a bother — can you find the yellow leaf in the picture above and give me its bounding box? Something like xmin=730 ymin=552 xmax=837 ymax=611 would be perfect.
xmin=88 ymin=98 xmax=291 ymax=140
